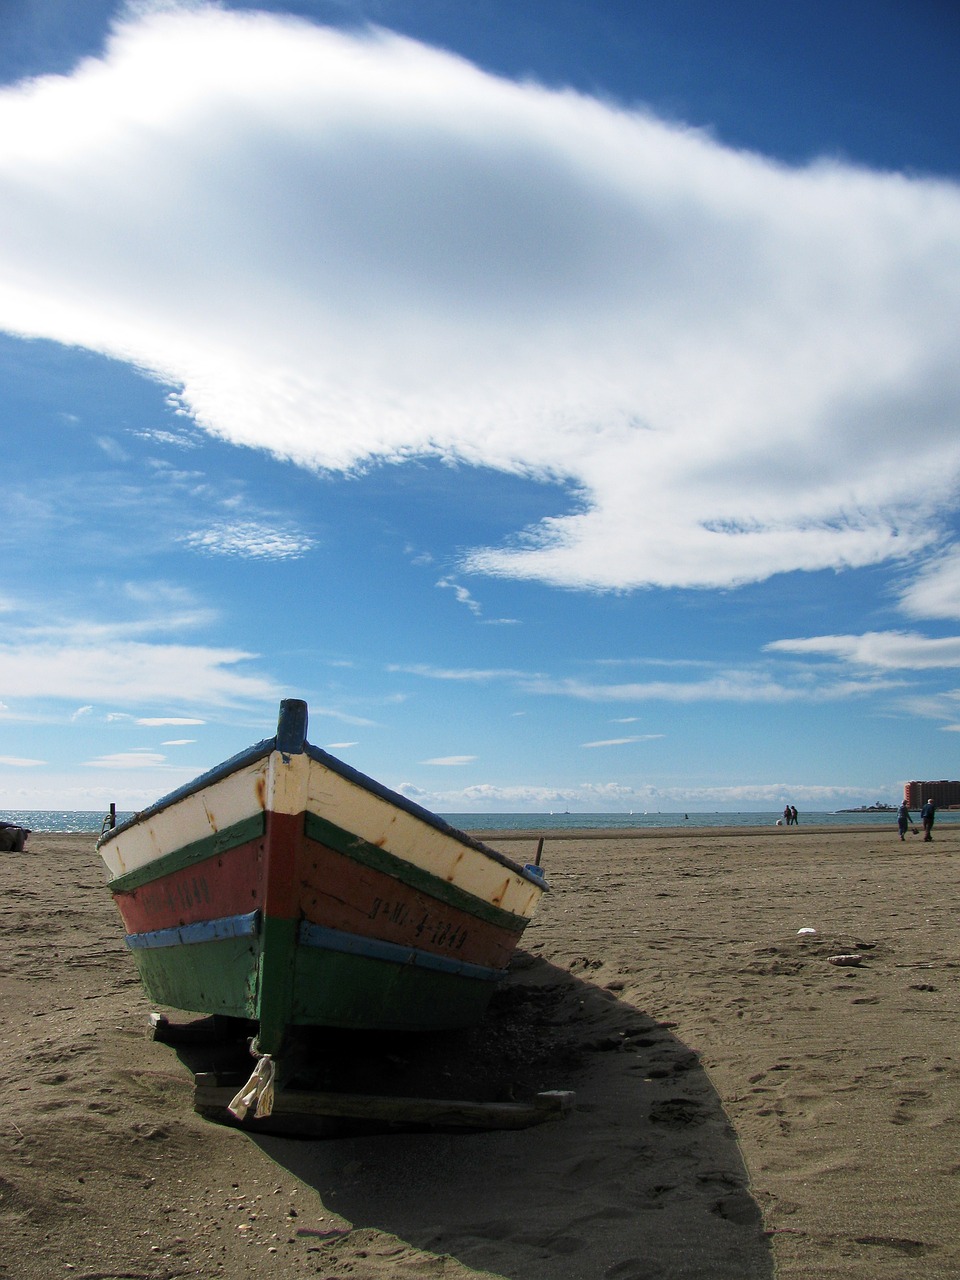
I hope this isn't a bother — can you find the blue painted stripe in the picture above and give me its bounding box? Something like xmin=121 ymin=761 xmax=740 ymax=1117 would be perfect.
xmin=298 ymin=921 xmax=503 ymax=983
xmin=126 ymin=910 xmax=260 ymax=950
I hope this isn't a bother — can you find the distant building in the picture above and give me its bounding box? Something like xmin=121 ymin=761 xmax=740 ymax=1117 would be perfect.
xmin=904 ymin=780 xmax=960 ymax=809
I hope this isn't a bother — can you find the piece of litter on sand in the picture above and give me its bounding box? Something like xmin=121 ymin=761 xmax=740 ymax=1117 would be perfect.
xmin=828 ymin=953 xmax=863 ymax=966
xmin=797 ymin=927 xmax=817 ymax=936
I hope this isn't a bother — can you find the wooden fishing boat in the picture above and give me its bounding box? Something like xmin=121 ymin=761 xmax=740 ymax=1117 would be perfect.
xmin=98 ymin=700 xmax=547 ymax=1078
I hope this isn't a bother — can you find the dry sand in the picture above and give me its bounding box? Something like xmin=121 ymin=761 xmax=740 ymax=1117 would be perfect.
xmin=1 ymin=823 xmax=959 ymax=1279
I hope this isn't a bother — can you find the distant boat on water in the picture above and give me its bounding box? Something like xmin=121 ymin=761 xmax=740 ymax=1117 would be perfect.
xmin=835 ymin=803 xmax=897 ymax=813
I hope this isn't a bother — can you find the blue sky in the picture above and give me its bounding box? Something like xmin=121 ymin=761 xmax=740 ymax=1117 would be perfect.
xmin=1 ymin=0 xmax=959 ymax=813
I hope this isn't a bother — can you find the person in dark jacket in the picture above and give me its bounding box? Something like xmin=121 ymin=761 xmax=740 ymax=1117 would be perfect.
xmin=897 ymin=801 xmax=912 ymax=841
xmin=921 ymin=798 xmax=936 ymax=841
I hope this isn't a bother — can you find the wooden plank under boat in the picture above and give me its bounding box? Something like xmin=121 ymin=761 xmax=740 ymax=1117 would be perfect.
xmin=98 ymin=700 xmax=548 ymax=1065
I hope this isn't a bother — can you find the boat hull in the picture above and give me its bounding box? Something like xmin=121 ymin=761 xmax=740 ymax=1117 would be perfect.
xmin=99 ymin=702 xmax=545 ymax=1051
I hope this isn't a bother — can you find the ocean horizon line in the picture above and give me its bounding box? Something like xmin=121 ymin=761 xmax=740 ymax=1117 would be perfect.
xmin=4 ymin=807 xmax=952 ymax=835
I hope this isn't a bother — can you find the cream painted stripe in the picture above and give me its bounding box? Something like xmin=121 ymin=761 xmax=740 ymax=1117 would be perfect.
xmin=99 ymin=757 xmax=268 ymax=879
xmin=306 ymin=759 xmax=541 ymax=919
xmin=266 ymin=749 xmax=310 ymax=816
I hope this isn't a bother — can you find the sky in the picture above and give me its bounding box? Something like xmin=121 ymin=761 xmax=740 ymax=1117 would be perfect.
xmin=1 ymin=0 xmax=959 ymax=815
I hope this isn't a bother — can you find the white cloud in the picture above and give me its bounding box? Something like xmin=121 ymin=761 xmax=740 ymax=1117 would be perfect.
xmin=421 ymin=755 xmax=477 ymax=766
xmin=137 ymin=716 xmax=205 ymax=725
xmin=161 ymin=738 xmax=195 ymax=745
xmin=898 ymin=548 xmax=960 ymax=621
xmin=523 ymin=672 xmax=896 ymax=703
xmin=437 ymin=576 xmax=482 ymax=616
xmin=767 ymin=630 xmax=960 ymax=670
xmin=0 ymin=8 xmax=956 ymax=591
xmin=393 ymin=779 xmax=893 ymax=812
xmin=311 ymin=706 xmax=379 ymax=727
xmin=83 ymin=750 xmax=169 ymax=769
xmin=180 ymin=522 xmax=314 ymax=559
xmin=0 ymin=640 xmax=277 ymax=707
xmin=388 ymin=663 xmax=530 ymax=681
xmin=581 ymin=735 xmax=663 ymax=747
xmin=133 ymin=427 xmax=201 ymax=448
xmin=0 ymin=755 xmax=45 ymax=767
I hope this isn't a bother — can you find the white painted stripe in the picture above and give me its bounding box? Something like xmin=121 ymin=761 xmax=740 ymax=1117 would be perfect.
xmin=99 ymin=757 xmax=267 ymax=878
xmin=305 ymin=758 xmax=541 ymax=919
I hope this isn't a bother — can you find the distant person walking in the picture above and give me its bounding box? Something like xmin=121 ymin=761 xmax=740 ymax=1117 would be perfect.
xmin=790 ymin=806 xmax=799 ymax=826
xmin=897 ymin=801 xmax=912 ymax=841
xmin=921 ymin=798 xmax=936 ymax=841
xmin=783 ymin=805 xmax=792 ymax=826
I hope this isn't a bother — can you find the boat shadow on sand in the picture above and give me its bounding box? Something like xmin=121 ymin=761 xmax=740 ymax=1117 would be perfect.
xmin=170 ymin=951 xmax=774 ymax=1280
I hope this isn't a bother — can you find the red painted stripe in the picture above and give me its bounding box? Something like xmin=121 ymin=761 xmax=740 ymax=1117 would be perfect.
xmin=296 ymin=835 xmax=524 ymax=971
xmin=112 ymin=837 xmax=264 ymax=934
xmin=263 ymin=810 xmax=302 ymax=920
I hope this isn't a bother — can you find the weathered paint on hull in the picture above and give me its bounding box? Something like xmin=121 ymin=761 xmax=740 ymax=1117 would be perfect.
xmin=299 ymin=823 xmax=527 ymax=971
xmin=291 ymin=940 xmax=500 ymax=1031
xmin=129 ymin=918 xmax=261 ymax=1020
xmin=100 ymin=700 xmax=546 ymax=1052
xmin=127 ymin=916 xmax=500 ymax=1033
xmin=110 ymin=829 xmax=264 ymax=935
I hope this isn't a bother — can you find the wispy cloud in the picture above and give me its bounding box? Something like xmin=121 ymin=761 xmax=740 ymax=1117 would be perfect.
xmin=581 ymin=735 xmax=663 ymax=747
xmin=766 ymin=631 xmax=960 ymax=669
xmin=83 ymin=750 xmax=170 ymax=769
xmin=132 ymin=427 xmax=201 ymax=448
xmin=388 ymin=663 xmax=530 ymax=681
xmin=137 ymin=717 xmax=206 ymax=726
xmin=898 ymin=549 xmax=960 ymax=621
xmin=523 ymin=672 xmax=896 ymax=703
xmin=311 ymin=706 xmax=379 ymax=727
xmin=421 ymin=755 xmax=477 ymax=766
xmin=0 ymin=755 xmax=45 ymax=767
xmin=0 ymin=8 xmax=956 ymax=592
xmin=437 ymin=576 xmax=481 ymax=616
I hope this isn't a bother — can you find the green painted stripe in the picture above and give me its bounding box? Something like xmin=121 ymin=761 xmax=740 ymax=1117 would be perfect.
xmin=255 ymin=914 xmax=298 ymax=1055
xmin=130 ymin=933 xmax=260 ymax=1019
xmin=108 ymin=814 xmax=265 ymax=892
xmin=304 ymin=812 xmax=529 ymax=933
xmin=291 ymin=944 xmax=498 ymax=1031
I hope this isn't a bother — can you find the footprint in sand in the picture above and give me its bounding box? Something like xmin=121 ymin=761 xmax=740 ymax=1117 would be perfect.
xmin=648 ymin=1097 xmax=708 ymax=1127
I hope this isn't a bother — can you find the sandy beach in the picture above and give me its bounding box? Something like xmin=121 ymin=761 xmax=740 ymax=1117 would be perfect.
xmin=1 ymin=822 xmax=958 ymax=1279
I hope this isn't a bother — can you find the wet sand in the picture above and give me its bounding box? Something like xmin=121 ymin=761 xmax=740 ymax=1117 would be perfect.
xmin=1 ymin=823 xmax=958 ymax=1279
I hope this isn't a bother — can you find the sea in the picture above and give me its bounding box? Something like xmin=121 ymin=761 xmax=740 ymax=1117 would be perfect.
xmin=4 ymin=808 xmax=956 ymax=834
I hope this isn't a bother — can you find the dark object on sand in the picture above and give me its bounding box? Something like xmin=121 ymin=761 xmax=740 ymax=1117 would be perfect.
xmin=0 ymin=823 xmax=29 ymax=852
